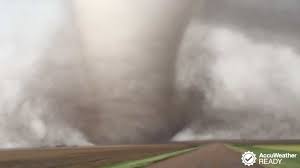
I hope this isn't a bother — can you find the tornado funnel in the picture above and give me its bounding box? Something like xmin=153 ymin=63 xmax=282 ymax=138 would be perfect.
xmin=73 ymin=0 xmax=194 ymax=143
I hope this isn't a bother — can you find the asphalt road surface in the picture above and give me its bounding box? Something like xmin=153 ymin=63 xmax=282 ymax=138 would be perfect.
xmin=148 ymin=143 xmax=264 ymax=168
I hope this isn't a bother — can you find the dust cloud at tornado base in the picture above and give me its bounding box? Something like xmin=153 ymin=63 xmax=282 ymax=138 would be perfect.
xmin=0 ymin=1 xmax=94 ymax=148
xmin=0 ymin=0 xmax=194 ymax=147
xmin=174 ymin=0 xmax=300 ymax=140
xmin=1 ymin=0 xmax=300 ymax=148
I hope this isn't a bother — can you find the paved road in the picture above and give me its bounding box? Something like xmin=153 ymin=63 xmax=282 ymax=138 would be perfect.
xmin=148 ymin=143 xmax=264 ymax=168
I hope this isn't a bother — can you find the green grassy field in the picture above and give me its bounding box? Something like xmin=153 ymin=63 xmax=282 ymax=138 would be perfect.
xmin=230 ymin=144 xmax=300 ymax=168
xmin=255 ymin=145 xmax=300 ymax=153
xmin=101 ymin=147 xmax=199 ymax=168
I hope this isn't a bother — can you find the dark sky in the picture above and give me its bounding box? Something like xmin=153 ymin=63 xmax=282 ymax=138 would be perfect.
xmin=194 ymin=0 xmax=300 ymax=49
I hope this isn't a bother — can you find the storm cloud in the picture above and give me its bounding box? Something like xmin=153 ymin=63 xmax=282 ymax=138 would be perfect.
xmin=1 ymin=0 xmax=300 ymax=148
xmin=174 ymin=0 xmax=300 ymax=140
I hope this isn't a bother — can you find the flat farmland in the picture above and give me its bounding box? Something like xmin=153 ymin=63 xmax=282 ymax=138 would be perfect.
xmin=1 ymin=140 xmax=300 ymax=168
xmin=0 ymin=144 xmax=195 ymax=168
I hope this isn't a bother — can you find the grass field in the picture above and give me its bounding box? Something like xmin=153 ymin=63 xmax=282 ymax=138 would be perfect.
xmin=101 ymin=147 xmax=199 ymax=168
xmin=230 ymin=144 xmax=300 ymax=168
xmin=255 ymin=145 xmax=300 ymax=153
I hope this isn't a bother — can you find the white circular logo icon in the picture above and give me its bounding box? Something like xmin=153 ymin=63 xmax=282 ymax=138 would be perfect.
xmin=241 ymin=151 xmax=257 ymax=166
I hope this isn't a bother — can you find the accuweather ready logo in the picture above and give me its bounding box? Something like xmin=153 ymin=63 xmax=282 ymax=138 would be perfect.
xmin=241 ymin=150 xmax=298 ymax=166
xmin=241 ymin=151 xmax=257 ymax=166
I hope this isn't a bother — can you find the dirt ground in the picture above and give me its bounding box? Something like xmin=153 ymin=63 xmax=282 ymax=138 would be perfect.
xmin=0 ymin=144 xmax=192 ymax=168
xmin=147 ymin=143 xmax=264 ymax=168
xmin=0 ymin=140 xmax=298 ymax=168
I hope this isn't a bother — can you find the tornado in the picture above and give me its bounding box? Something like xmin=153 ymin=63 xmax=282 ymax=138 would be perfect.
xmin=72 ymin=0 xmax=194 ymax=144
